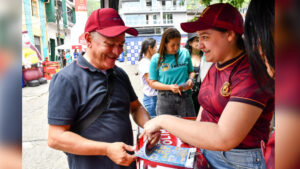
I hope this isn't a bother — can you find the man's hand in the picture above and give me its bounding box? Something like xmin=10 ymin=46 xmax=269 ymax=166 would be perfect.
xmin=106 ymin=142 xmax=137 ymax=166
xmin=146 ymin=131 xmax=161 ymax=150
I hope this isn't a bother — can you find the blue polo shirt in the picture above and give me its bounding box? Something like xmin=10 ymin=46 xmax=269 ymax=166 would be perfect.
xmin=48 ymin=55 xmax=137 ymax=169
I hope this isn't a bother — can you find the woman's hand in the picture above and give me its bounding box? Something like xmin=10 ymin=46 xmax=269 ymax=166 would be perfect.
xmin=169 ymin=84 xmax=181 ymax=94
xmin=184 ymin=79 xmax=193 ymax=90
xmin=139 ymin=116 xmax=162 ymax=143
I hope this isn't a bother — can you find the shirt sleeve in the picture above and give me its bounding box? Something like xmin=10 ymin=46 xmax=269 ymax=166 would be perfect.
xmin=139 ymin=59 xmax=150 ymax=76
xmin=230 ymin=73 xmax=271 ymax=109
xmin=149 ymin=54 xmax=159 ymax=81
xmin=48 ymin=73 xmax=77 ymax=125
xmin=185 ymin=49 xmax=194 ymax=73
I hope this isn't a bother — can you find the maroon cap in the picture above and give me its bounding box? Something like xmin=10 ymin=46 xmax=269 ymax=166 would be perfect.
xmin=84 ymin=8 xmax=138 ymax=37
xmin=181 ymin=3 xmax=244 ymax=35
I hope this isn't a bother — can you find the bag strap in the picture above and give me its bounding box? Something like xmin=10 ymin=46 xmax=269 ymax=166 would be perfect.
xmin=71 ymin=70 xmax=115 ymax=134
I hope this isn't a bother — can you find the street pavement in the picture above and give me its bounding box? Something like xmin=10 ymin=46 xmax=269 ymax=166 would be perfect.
xmin=22 ymin=61 xmax=143 ymax=169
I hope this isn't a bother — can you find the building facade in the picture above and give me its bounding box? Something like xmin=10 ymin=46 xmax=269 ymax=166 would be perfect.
xmin=119 ymin=0 xmax=188 ymax=36
xmin=45 ymin=0 xmax=76 ymax=61
xmin=22 ymin=0 xmax=77 ymax=61
xmin=22 ymin=0 xmax=49 ymax=59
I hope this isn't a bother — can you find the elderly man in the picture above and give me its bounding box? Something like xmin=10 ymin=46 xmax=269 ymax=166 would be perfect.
xmin=48 ymin=8 xmax=157 ymax=169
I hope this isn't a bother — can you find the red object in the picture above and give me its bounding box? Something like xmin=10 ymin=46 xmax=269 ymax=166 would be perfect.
xmin=180 ymin=3 xmax=244 ymax=34
xmin=136 ymin=117 xmax=209 ymax=169
xmin=75 ymin=0 xmax=87 ymax=11
xmin=84 ymin=8 xmax=138 ymax=37
xmin=22 ymin=68 xmax=42 ymax=82
xmin=78 ymin=33 xmax=87 ymax=45
xmin=72 ymin=45 xmax=82 ymax=50
xmin=43 ymin=61 xmax=59 ymax=80
xmin=261 ymin=133 xmax=274 ymax=169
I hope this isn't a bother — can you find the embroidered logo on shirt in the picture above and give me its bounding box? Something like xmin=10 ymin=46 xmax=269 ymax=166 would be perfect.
xmin=161 ymin=63 xmax=170 ymax=71
xmin=220 ymin=81 xmax=231 ymax=97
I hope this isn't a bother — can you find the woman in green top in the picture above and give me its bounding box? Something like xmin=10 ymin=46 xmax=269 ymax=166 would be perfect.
xmin=148 ymin=28 xmax=196 ymax=117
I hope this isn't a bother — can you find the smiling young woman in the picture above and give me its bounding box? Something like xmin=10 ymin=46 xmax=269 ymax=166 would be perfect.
xmin=140 ymin=3 xmax=274 ymax=169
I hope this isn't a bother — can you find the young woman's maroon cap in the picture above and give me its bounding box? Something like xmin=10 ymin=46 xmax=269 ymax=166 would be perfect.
xmin=84 ymin=8 xmax=138 ymax=37
xmin=181 ymin=3 xmax=244 ymax=35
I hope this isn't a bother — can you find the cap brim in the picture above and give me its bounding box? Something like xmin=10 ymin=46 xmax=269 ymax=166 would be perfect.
xmin=180 ymin=21 xmax=212 ymax=33
xmin=97 ymin=26 xmax=138 ymax=37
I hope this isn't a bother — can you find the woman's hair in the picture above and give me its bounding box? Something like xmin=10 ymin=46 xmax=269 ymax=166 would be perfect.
xmin=244 ymin=0 xmax=274 ymax=95
xmin=185 ymin=36 xmax=203 ymax=56
xmin=139 ymin=38 xmax=156 ymax=61
xmin=157 ymin=28 xmax=181 ymax=69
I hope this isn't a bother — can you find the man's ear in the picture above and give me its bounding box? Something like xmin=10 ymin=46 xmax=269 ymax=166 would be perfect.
xmin=85 ymin=32 xmax=92 ymax=48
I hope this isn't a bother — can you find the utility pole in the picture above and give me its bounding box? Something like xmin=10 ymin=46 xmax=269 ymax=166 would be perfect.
xmin=101 ymin=0 xmax=119 ymax=11
xmin=56 ymin=0 xmax=61 ymax=46
xmin=55 ymin=0 xmax=63 ymax=67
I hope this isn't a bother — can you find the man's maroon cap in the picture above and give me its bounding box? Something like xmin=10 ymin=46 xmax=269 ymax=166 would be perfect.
xmin=181 ymin=3 xmax=244 ymax=35
xmin=84 ymin=8 xmax=138 ymax=37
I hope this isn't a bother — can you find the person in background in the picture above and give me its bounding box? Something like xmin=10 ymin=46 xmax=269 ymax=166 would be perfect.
xmin=61 ymin=50 xmax=66 ymax=68
xmin=138 ymin=38 xmax=158 ymax=117
xmin=140 ymin=3 xmax=274 ymax=169
xmin=47 ymin=8 xmax=159 ymax=169
xmin=185 ymin=33 xmax=212 ymax=113
xmin=243 ymin=0 xmax=275 ymax=168
xmin=73 ymin=49 xmax=79 ymax=60
xmin=65 ymin=50 xmax=72 ymax=65
xmin=149 ymin=27 xmax=196 ymax=117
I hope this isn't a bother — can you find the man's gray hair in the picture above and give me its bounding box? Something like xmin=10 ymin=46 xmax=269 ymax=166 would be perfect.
xmin=89 ymin=31 xmax=101 ymax=40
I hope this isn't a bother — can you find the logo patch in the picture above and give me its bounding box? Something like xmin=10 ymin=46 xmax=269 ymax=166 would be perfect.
xmin=220 ymin=81 xmax=231 ymax=97
xmin=160 ymin=63 xmax=170 ymax=71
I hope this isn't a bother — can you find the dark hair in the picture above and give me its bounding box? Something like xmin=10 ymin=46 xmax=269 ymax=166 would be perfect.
xmin=213 ymin=27 xmax=245 ymax=51
xmin=185 ymin=36 xmax=203 ymax=56
xmin=139 ymin=38 xmax=156 ymax=61
xmin=157 ymin=28 xmax=181 ymax=69
xmin=244 ymin=0 xmax=274 ymax=95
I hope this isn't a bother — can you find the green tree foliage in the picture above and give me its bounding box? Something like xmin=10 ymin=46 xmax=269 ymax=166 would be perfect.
xmin=195 ymin=0 xmax=247 ymax=9
xmin=188 ymin=16 xmax=199 ymax=22
xmin=186 ymin=0 xmax=201 ymax=10
xmin=227 ymin=0 xmax=245 ymax=8
xmin=87 ymin=0 xmax=101 ymax=16
xmin=201 ymin=0 xmax=212 ymax=7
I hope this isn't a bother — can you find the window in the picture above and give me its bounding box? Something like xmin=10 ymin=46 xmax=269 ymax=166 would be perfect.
xmin=146 ymin=0 xmax=152 ymax=6
xmin=67 ymin=7 xmax=74 ymax=23
xmin=179 ymin=0 xmax=184 ymax=6
xmin=153 ymin=14 xmax=157 ymax=24
xmin=31 ymin=0 xmax=38 ymax=17
xmin=34 ymin=36 xmax=41 ymax=54
xmin=162 ymin=0 xmax=165 ymax=6
xmin=173 ymin=0 xmax=176 ymax=6
xmin=155 ymin=27 xmax=161 ymax=34
xmin=146 ymin=14 xmax=149 ymax=24
xmin=163 ymin=13 xmax=173 ymax=24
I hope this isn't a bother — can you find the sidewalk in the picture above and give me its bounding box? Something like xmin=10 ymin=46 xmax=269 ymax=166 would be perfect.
xmin=22 ymin=61 xmax=142 ymax=169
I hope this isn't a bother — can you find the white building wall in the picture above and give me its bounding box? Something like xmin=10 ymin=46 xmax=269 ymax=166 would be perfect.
xmin=70 ymin=11 xmax=88 ymax=47
xmin=46 ymin=24 xmax=57 ymax=41
xmin=172 ymin=13 xmax=187 ymax=34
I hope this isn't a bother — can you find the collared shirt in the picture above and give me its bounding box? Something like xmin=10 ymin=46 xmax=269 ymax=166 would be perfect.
xmin=48 ymin=55 xmax=137 ymax=169
xmin=198 ymin=54 xmax=274 ymax=149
